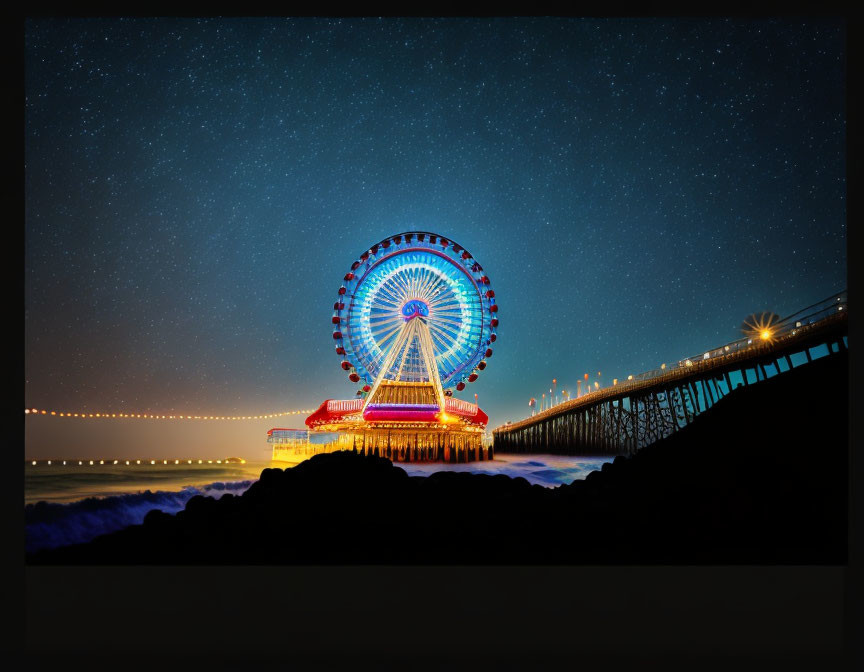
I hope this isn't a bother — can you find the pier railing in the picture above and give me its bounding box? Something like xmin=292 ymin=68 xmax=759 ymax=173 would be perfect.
xmin=494 ymin=291 xmax=848 ymax=454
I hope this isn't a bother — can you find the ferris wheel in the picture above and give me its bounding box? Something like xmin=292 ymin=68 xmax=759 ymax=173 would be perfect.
xmin=332 ymin=232 xmax=498 ymax=394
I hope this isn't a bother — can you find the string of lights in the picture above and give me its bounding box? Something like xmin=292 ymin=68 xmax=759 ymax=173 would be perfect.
xmin=28 ymin=459 xmax=245 ymax=465
xmin=24 ymin=408 xmax=313 ymax=420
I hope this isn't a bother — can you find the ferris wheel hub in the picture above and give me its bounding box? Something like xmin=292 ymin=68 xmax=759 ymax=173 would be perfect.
xmin=401 ymin=299 xmax=430 ymax=320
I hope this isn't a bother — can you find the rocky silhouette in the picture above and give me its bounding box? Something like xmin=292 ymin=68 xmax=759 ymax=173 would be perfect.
xmin=28 ymin=350 xmax=847 ymax=565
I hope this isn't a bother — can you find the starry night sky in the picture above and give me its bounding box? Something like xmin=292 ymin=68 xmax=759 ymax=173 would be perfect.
xmin=25 ymin=17 xmax=846 ymax=459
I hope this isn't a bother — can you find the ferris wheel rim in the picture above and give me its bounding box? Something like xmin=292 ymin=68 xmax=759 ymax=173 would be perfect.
xmin=331 ymin=231 xmax=498 ymax=390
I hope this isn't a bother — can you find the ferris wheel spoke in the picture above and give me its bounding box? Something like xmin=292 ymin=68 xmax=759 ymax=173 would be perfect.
xmin=429 ymin=322 xmax=462 ymax=347
xmin=377 ymin=283 xmax=406 ymax=307
xmin=428 ymin=308 xmax=465 ymax=321
xmin=437 ymin=349 xmax=462 ymax=378
xmin=375 ymin=331 xmax=399 ymax=352
xmin=426 ymin=292 xmax=461 ymax=309
xmin=369 ymin=322 xmax=404 ymax=344
xmin=431 ymin=323 xmax=471 ymax=352
xmin=428 ymin=316 xmax=465 ymax=332
xmin=405 ymin=265 xmax=423 ymax=298
xmin=419 ymin=273 xmax=450 ymax=303
xmin=368 ymin=320 xmax=405 ymax=338
xmin=429 ymin=304 xmax=464 ymax=315
xmin=370 ymin=291 xmax=402 ymax=308
xmin=387 ymin=271 xmax=412 ymax=302
xmin=434 ymin=340 xmax=469 ymax=379
xmin=430 ymin=330 xmax=457 ymax=358
xmin=416 ymin=267 xmax=445 ymax=298
xmin=369 ymin=319 xmax=403 ymax=337
xmin=407 ymin=264 xmax=430 ymax=301
xmin=415 ymin=266 xmax=441 ymax=299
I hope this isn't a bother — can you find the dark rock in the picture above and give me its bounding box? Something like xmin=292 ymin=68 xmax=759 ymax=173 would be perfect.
xmin=27 ymin=351 xmax=847 ymax=565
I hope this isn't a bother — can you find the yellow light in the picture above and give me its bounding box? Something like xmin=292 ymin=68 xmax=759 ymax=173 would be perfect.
xmin=89 ymin=460 xmax=93 ymax=465
xmin=151 ymin=460 xmax=155 ymax=465
xmin=136 ymin=460 xmax=140 ymax=464
xmin=125 ymin=460 xmax=129 ymax=465
xmin=198 ymin=460 xmax=202 ymax=464
xmin=26 ymin=405 xmax=309 ymax=422
xmin=99 ymin=460 xmax=104 ymax=464
xmin=32 ymin=460 xmax=36 ymax=466
xmin=628 ymin=375 xmax=633 ymax=380
xmin=743 ymin=311 xmax=780 ymax=343
xmin=114 ymin=460 xmax=118 ymax=464
xmin=661 ymin=363 xmax=666 ymax=370
xmin=47 ymin=460 xmax=51 ymax=465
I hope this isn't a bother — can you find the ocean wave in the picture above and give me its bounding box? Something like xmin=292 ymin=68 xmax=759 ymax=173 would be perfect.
xmin=25 ymin=480 xmax=254 ymax=553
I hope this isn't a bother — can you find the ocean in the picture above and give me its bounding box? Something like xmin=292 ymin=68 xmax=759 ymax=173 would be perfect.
xmin=24 ymin=453 xmax=612 ymax=553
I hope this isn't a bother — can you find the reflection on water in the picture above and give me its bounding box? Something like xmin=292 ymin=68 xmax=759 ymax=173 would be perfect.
xmin=25 ymin=454 xmax=612 ymax=505
xmin=395 ymin=454 xmax=613 ymax=487
xmin=25 ymin=461 xmax=270 ymax=505
xmin=24 ymin=453 xmax=612 ymax=553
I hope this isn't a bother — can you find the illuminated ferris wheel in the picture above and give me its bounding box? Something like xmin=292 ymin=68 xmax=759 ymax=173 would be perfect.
xmin=332 ymin=232 xmax=498 ymax=396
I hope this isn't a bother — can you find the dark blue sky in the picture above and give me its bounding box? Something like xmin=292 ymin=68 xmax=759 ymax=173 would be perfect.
xmin=25 ymin=18 xmax=846 ymax=455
